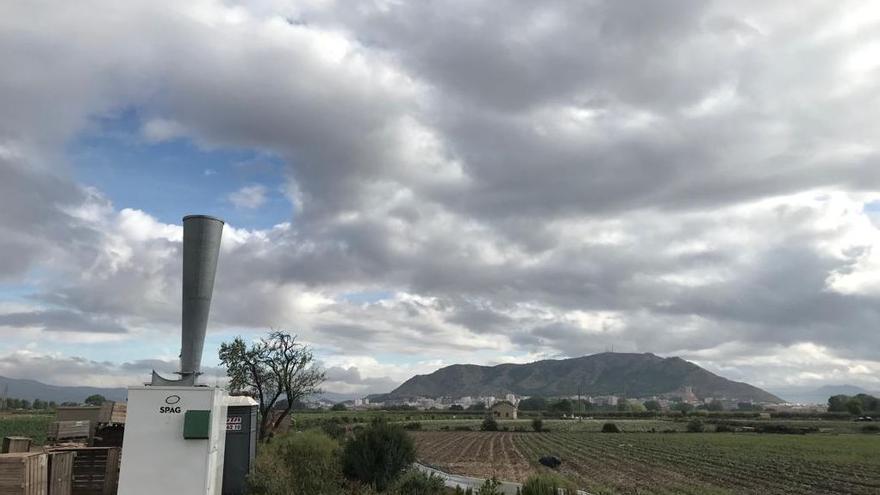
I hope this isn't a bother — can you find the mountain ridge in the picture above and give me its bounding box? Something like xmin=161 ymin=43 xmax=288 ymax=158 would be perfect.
xmin=383 ymin=352 xmax=782 ymax=403
xmin=0 ymin=375 xmax=128 ymax=403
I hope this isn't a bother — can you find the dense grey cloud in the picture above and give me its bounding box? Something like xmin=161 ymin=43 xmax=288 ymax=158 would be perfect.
xmin=324 ymin=366 xmax=398 ymax=395
xmin=0 ymin=310 xmax=127 ymax=334
xmin=1 ymin=0 xmax=880 ymax=393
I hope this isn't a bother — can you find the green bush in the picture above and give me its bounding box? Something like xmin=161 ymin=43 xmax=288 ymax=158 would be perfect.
xmin=247 ymin=430 xmax=343 ymax=495
xmin=480 ymin=416 xmax=499 ymax=431
xmin=403 ymin=422 xmax=422 ymax=430
xmin=342 ymin=418 xmax=416 ymax=491
xmin=321 ymin=417 xmax=348 ymax=440
xmin=531 ymin=418 xmax=543 ymax=432
xmin=601 ymin=422 xmax=621 ymax=433
xmin=860 ymin=424 xmax=880 ymax=433
xmin=714 ymin=423 xmax=735 ymax=433
xmin=687 ymin=419 xmax=705 ymax=433
xmin=390 ymin=470 xmax=445 ymax=495
xmin=475 ymin=477 xmax=502 ymax=495
xmin=521 ymin=473 xmax=577 ymax=494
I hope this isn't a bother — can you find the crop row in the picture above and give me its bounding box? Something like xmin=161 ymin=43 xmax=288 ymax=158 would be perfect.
xmin=412 ymin=430 xmax=880 ymax=495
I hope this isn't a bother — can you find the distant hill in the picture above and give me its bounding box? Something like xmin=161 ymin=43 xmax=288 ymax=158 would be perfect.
xmin=383 ymin=353 xmax=782 ymax=403
xmin=0 ymin=375 xmax=127 ymax=404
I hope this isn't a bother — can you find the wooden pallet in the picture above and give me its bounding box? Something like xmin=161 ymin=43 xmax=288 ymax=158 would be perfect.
xmin=2 ymin=437 xmax=33 ymax=454
xmin=47 ymin=452 xmax=74 ymax=495
xmin=0 ymin=453 xmax=48 ymax=495
xmin=47 ymin=448 xmax=118 ymax=495
xmin=46 ymin=422 xmax=90 ymax=443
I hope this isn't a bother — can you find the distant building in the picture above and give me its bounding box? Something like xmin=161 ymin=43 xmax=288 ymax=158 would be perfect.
xmin=491 ymin=400 xmax=518 ymax=419
xmin=591 ymin=395 xmax=619 ymax=407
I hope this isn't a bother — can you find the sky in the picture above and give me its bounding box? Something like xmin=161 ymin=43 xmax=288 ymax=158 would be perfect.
xmin=1 ymin=0 xmax=880 ymax=399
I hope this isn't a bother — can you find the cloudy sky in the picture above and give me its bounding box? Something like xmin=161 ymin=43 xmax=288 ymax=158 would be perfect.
xmin=1 ymin=0 xmax=880 ymax=399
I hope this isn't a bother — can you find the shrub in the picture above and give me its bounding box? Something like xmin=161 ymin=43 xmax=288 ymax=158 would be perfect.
xmin=532 ymin=418 xmax=543 ymax=432
xmin=475 ymin=477 xmax=502 ymax=495
xmin=714 ymin=423 xmax=735 ymax=433
xmin=860 ymin=424 xmax=880 ymax=433
xmin=390 ymin=470 xmax=446 ymax=495
xmin=754 ymin=424 xmax=818 ymax=435
xmin=481 ymin=416 xmax=499 ymax=431
xmin=322 ymin=417 xmax=348 ymax=440
xmin=403 ymin=422 xmax=422 ymax=431
xmin=247 ymin=430 xmax=343 ymax=495
xmin=601 ymin=422 xmax=621 ymax=433
xmin=342 ymin=418 xmax=417 ymax=491
xmin=521 ymin=473 xmax=577 ymax=495
xmin=454 ymin=426 xmax=473 ymax=431
xmin=687 ymin=419 xmax=705 ymax=433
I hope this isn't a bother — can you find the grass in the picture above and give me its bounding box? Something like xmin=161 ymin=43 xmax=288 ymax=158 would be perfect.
xmin=0 ymin=413 xmax=54 ymax=445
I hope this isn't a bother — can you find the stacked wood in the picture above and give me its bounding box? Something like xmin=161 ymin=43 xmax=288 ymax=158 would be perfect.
xmin=54 ymin=409 xmax=100 ymax=425
xmin=47 ymin=422 xmax=90 ymax=442
xmin=0 ymin=452 xmax=48 ymax=495
xmin=47 ymin=452 xmax=74 ymax=495
xmin=91 ymin=426 xmax=123 ymax=449
xmin=97 ymin=403 xmax=125 ymax=425
xmin=108 ymin=404 xmax=125 ymax=425
xmin=2 ymin=437 xmax=33 ymax=454
xmin=48 ymin=448 xmax=119 ymax=495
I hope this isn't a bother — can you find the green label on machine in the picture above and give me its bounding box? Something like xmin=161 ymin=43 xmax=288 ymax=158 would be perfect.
xmin=183 ymin=410 xmax=211 ymax=439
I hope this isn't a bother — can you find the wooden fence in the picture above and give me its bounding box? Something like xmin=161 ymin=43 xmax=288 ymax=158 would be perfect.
xmin=0 ymin=452 xmax=48 ymax=495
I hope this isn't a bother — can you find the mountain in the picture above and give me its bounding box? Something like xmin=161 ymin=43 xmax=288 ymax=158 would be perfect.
xmin=768 ymin=384 xmax=880 ymax=405
xmin=0 ymin=375 xmax=127 ymax=404
xmin=384 ymin=353 xmax=782 ymax=403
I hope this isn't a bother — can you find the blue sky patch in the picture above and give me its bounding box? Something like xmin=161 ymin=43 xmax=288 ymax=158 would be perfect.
xmin=69 ymin=109 xmax=292 ymax=230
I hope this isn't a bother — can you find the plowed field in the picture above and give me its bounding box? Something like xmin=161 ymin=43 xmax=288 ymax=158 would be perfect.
xmin=411 ymin=431 xmax=880 ymax=495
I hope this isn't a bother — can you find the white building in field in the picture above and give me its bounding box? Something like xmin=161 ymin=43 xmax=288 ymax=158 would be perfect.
xmin=491 ymin=400 xmax=518 ymax=419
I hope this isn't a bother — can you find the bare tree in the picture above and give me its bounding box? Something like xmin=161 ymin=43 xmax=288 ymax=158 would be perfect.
xmin=219 ymin=330 xmax=325 ymax=441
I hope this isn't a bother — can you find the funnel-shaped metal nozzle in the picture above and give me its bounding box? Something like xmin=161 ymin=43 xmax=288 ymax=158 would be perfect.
xmin=151 ymin=214 xmax=224 ymax=387
xmin=180 ymin=215 xmax=224 ymax=381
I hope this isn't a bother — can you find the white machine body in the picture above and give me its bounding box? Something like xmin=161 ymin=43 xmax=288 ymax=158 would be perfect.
xmin=118 ymin=386 xmax=229 ymax=495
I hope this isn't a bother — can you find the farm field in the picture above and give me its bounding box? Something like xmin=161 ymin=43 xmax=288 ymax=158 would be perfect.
xmin=412 ymin=418 xmax=692 ymax=432
xmin=412 ymin=430 xmax=880 ymax=495
xmin=0 ymin=413 xmax=53 ymax=445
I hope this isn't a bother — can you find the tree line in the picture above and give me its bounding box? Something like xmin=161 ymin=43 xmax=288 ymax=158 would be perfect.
xmin=516 ymin=396 xmax=757 ymax=413
xmin=0 ymin=397 xmax=58 ymax=410
xmin=0 ymin=394 xmax=107 ymax=410
xmin=828 ymin=394 xmax=878 ymax=415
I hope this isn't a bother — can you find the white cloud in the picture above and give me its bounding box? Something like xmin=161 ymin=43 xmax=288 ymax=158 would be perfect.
xmin=1 ymin=0 xmax=880 ymax=394
xmin=141 ymin=118 xmax=187 ymax=143
xmin=228 ymin=185 xmax=268 ymax=209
